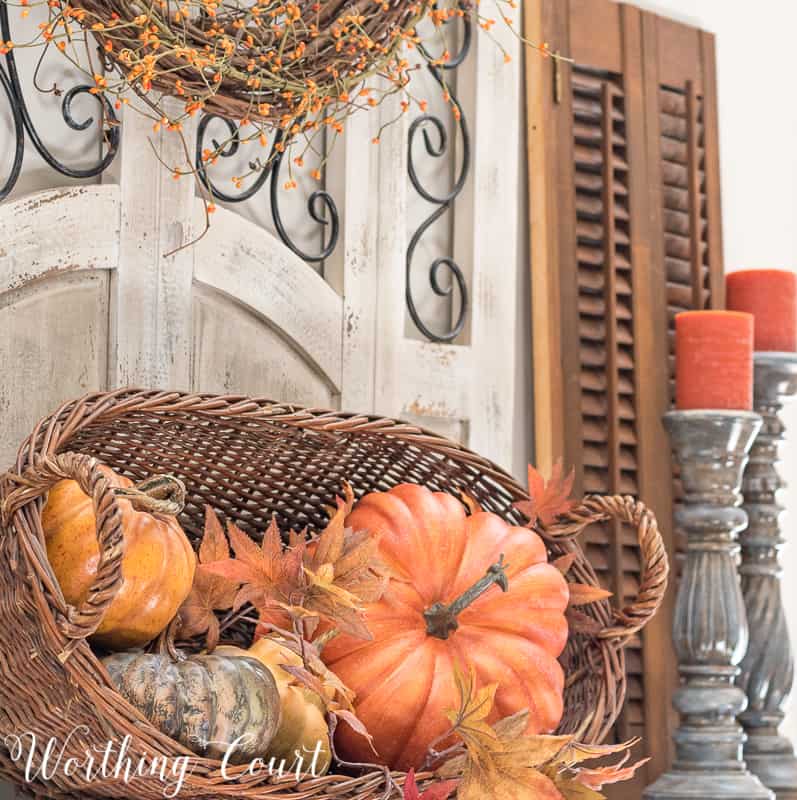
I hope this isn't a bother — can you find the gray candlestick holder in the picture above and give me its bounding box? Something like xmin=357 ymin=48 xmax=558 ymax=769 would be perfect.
xmin=644 ymin=410 xmax=772 ymax=800
xmin=737 ymin=353 xmax=797 ymax=800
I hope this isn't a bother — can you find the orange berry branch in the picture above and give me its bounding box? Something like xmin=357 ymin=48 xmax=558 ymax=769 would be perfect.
xmin=2 ymin=0 xmax=567 ymax=239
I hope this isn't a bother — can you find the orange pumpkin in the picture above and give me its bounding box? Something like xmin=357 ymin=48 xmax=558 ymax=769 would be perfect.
xmin=321 ymin=483 xmax=569 ymax=771
xmin=43 ymin=466 xmax=196 ymax=650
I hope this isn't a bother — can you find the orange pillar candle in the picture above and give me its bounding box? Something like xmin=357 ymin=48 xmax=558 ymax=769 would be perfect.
xmin=675 ymin=310 xmax=754 ymax=410
xmin=726 ymin=269 xmax=797 ymax=352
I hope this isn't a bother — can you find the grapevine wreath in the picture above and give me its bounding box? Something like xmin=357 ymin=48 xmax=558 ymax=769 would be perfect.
xmin=47 ymin=0 xmax=435 ymax=129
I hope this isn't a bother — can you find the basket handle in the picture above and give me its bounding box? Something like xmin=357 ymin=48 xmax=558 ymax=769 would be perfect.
xmin=544 ymin=495 xmax=669 ymax=641
xmin=1 ymin=452 xmax=126 ymax=651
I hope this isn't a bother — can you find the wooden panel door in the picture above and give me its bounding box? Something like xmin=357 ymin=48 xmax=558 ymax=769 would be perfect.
xmin=0 ymin=122 xmax=344 ymax=800
xmin=190 ymin=207 xmax=342 ymax=406
xmin=525 ymin=0 xmax=725 ymax=792
xmin=0 ymin=14 xmax=532 ymax=799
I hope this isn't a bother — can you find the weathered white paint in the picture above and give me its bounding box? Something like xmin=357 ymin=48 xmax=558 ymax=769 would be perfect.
xmin=373 ymin=21 xmax=523 ymax=471
xmin=0 ymin=185 xmax=120 ymax=468
xmin=0 ymin=185 xmax=120 ymax=290
xmin=191 ymin=198 xmax=343 ymax=397
xmin=108 ymin=100 xmax=197 ymax=390
xmin=457 ymin=15 xmax=521 ymax=464
xmin=192 ymin=282 xmax=337 ymax=405
xmin=0 ymin=271 xmax=110 ymax=469
xmin=325 ymin=107 xmax=380 ymax=413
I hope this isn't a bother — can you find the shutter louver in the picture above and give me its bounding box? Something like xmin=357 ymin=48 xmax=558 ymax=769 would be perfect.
xmin=642 ymin=18 xmax=725 ymax=564
xmin=660 ymin=83 xmax=714 ymax=398
xmin=572 ymin=64 xmax=643 ymax=747
xmin=527 ymin=1 xmax=725 ymax=795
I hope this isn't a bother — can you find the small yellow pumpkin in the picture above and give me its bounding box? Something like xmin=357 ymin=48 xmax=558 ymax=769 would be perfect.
xmin=43 ymin=466 xmax=196 ymax=650
xmin=219 ymin=637 xmax=332 ymax=775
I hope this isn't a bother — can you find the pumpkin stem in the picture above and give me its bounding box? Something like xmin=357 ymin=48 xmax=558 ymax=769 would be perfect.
xmin=154 ymin=615 xmax=185 ymax=661
xmin=114 ymin=474 xmax=186 ymax=516
xmin=424 ymin=555 xmax=510 ymax=640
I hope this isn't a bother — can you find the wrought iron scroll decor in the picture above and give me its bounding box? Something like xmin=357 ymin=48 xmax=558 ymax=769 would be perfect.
xmin=0 ymin=0 xmax=339 ymax=264
xmin=0 ymin=0 xmax=120 ymax=201
xmin=0 ymin=0 xmax=475 ymax=289
xmin=406 ymin=10 xmax=472 ymax=343
xmin=195 ymin=116 xmax=339 ymax=264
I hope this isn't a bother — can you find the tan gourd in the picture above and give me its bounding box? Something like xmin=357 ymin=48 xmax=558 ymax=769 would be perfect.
xmin=218 ymin=637 xmax=332 ymax=775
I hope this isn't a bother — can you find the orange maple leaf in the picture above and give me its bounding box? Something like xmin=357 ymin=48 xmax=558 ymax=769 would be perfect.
xmin=176 ymin=507 xmax=240 ymax=651
xmin=552 ymin=553 xmax=577 ymax=575
xmin=403 ymin=769 xmax=458 ymax=800
xmin=514 ymin=460 xmax=575 ymax=527
xmin=575 ymin=754 xmax=651 ymax=790
xmin=302 ymin=485 xmax=388 ymax=639
xmin=567 ymin=582 xmax=613 ymax=607
xmin=202 ymin=483 xmax=387 ymax=640
xmin=201 ymin=516 xmax=305 ymax=617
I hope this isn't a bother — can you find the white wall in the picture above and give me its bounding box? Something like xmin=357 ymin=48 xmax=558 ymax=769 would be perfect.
xmin=627 ymin=0 xmax=797 ymax=743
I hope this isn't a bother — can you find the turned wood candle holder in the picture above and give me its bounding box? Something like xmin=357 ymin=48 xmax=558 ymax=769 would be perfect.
xmin=644 ymin=410 xmax=772 ymax=800
xmin=737 ymin=353 xmax=797 ymax=800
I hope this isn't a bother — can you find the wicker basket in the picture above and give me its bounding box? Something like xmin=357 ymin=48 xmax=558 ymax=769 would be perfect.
xmin=0 ymin=389 xmax=668 ymax=799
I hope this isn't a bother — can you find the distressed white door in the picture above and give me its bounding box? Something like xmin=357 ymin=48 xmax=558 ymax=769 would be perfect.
xmin=332 ymin=18 xmax=528 ymax=473
xmin=0 ymin=10 xmax=528 ymax=477
xmin=0 ymin=110 xmax=344 ymax=470
xmin=0 ymin=11 xmax=529 ymax=798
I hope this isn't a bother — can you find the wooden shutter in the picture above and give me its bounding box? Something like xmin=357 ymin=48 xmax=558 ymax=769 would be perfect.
xmin=641 ymin=15 xmax=725 ymax=402
xmin=525 ymin=0 xmax=724 ymax=793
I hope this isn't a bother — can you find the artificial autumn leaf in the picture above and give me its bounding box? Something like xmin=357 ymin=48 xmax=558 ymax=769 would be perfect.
xmin=332 ymin=708 xmax=378 ymax=753
xmin=555 ymin=738 xmax=642 ymax=766
xmin=542 ymin=740 xmax=648 ymax=800
xmin=403 ymin=769 xmax=459 ymax=800
xmin=565 ymin=607 xmax=604 ymax=636
xmin=280 ymin=662 xmax=328 ymax=700
xmin=459 ymin=493 xmax=483 ymax=516
xmin=553 ymin=553 xmax=577 ymax=575
xmin=281 ymin=656 xmax=357 ymax=715
xmin=176 ymin=507 xmax=240 ymax=650
xmin=201 ymin=486 xmax=386 ymax=640
xmin=263 ymin=628 xmax=376 ymax=749
xmin=541 ymin=752 xmax=649 ymax=800
xmin=443 ymin=664 xmax=503 ymax=755
xmin=300 ymin=486 xmax=389 ymax=638
xmin=439 ymin=665 xmax=570 ymax=800
xmin=546 ymin=775 xmax=604 ymax=800
xmin=575 ymin=755 xmax=651 ymax=789
xmin=202 ymin=516 xmax=290 ymax=609
xmin=280 ymin=654 xmax=376 ymax=748
xmin=436 ymin=665 xmax=645 ymax=800
xmin=515 ymin=460 xmax=576 ymax=528
xmin=567 ymin=583 xmax=613 ymax=607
